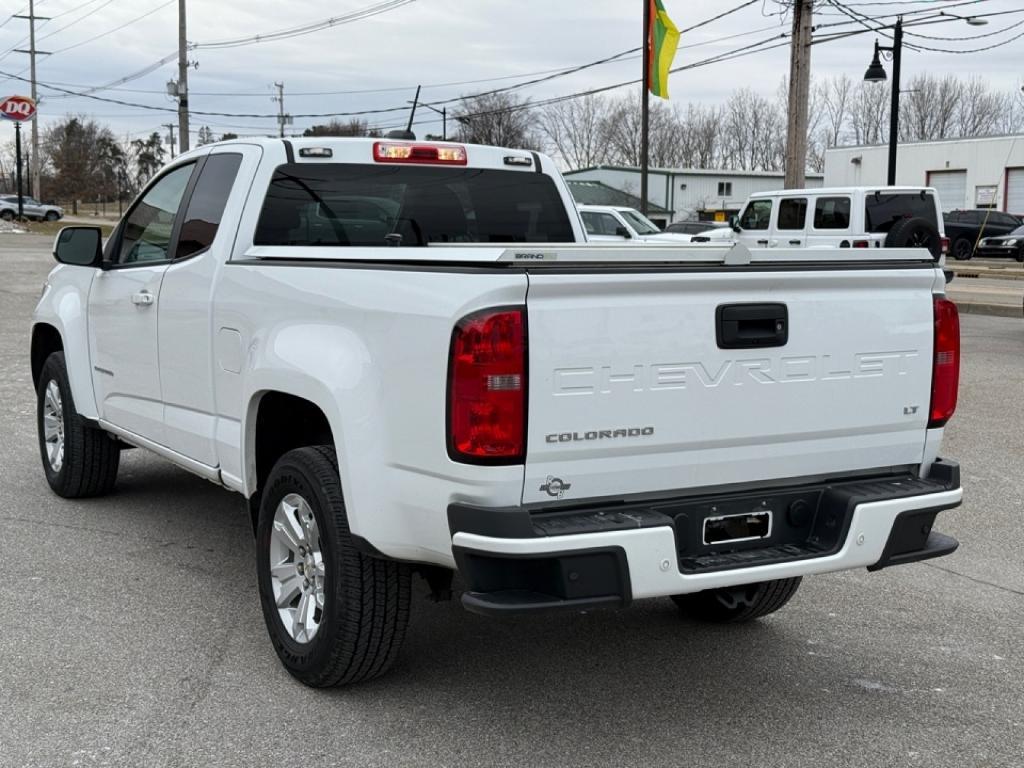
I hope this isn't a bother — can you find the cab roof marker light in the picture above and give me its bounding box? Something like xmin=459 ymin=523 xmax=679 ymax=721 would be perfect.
xmin=373 ymin=141 xmax=468 ymax=165
xmin=298 ymin=147 xmax=333 ymax=158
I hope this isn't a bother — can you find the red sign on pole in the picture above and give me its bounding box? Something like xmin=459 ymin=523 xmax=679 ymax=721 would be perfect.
xmin=0 ymin=95 xmax=37 ymax=122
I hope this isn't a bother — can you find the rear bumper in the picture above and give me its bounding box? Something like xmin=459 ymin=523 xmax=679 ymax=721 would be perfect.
xmin=450 ymin=461 xmax=962 ymax=616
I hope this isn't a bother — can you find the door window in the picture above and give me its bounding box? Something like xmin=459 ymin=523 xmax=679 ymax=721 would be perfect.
xmin=116 ymin=163 xmax=194 ymax=265
xmin=776 ymin=198 xmax=807 ymax=230
xmin=175 ymin=154 xmax=243 ymax=260
xmin=739 ymin=200 xmax=772 ymax=230
xmin=813 ymin=197 xmax=851 ymax=229
xmin=581 ymin=211 xmax=623 ymax=236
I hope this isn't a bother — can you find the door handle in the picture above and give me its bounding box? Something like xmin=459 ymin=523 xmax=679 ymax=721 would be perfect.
xmin=789 ymin=239 xmax=802 ymax=245
xmin=756 ymin=239 xmax=769 ymax=246
xmin=131 ymin=291 xmax=154 ymax=306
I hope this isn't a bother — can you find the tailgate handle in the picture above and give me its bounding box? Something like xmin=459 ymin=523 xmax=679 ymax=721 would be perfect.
xmin=716 ymin=303 xmax=788 ymax=349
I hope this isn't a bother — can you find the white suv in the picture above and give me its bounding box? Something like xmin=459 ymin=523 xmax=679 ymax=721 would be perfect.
xmin=697 ymin=187 xmax=947 ymax=260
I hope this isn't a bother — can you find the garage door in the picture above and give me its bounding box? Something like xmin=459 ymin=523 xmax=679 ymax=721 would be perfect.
xmin=1007 ymin=168 xmax=1024 ymax=215
xmin=927 ymin=170 xmax=967 ymax=211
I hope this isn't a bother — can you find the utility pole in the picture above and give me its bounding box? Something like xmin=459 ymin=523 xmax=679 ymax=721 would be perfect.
xmin=177 ymin=0 xmax=190 ymax=153
xmin=274 ymin=81 xmax=286 ymax=137
xmin=784 ymin=0 xmax=813 ymax=189
xmin=14 ymin=0 xmax=49 ymax=201
xmin=164 ymin=123 xmax=177 ymax=158
xmin=272 ymin=82 xmax=293 ymax=136
xmin=885 ymin=18 xmax=903 ymax=186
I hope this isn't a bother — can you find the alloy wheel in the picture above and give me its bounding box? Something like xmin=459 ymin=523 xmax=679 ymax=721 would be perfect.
xmin=269 ymin=493 xmax=326 ymax=644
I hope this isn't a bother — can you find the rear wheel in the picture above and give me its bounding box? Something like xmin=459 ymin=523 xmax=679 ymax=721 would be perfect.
xmin=0 ymin=209 xmax=13 ymax=221
xmin=672 ymin=577 xmax=802 ymax=623
xmin=37 ymin=351 xmax=119 ymax=498
xmin=256 ymin=446 xmax=411 ymax=687
xmin=951 ymin=237 xmax=974 ymax=261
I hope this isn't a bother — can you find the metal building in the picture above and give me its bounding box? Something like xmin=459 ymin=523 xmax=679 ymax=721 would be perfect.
xmin=563 ymin=165 xmax=824 ymax=226
xmin=824 ymin=134 xmax=1024 ymax=214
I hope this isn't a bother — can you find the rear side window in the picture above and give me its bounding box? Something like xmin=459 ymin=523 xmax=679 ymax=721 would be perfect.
xmin=739 ymin=199 xmax=772 ymax=230
xmin=865 ymin=192 xmax=938 ymax=233
xmin=254 ymin=164 xmax=574 ymax=246
xmin=176 ymin=153 xmax=243 ymax=260
xmin=814 ymin=197 xmax=851 ymax=229
xmin=776 ymin=198 xmax=807 ymax=230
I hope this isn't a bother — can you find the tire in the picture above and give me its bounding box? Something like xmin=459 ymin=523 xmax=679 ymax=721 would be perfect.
xmin=0 ymin=209 xmax=13 ymax=221
xmin=256 ymin=445 xmax=411 ymax=687
xmin=1014 ymin=249 xmax=1024 ymax=263
xmin=45 ymin=211 xmax=59 ymax=222
xmin=671 ymin=577 xmax=802 ymax=623
xmin=885 ymin=217 xmax=943 ymax=260
xmin=951 ymin=237 xmax=974 ymax=261
xmin=37 ymin=351 xmax=120 ymax=498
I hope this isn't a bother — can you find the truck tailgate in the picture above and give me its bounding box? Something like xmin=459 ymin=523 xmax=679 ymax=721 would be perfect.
xmin=523 ymin=267 xmax=936 ymax=505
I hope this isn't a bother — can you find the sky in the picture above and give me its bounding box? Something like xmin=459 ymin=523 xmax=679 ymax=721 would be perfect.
xmin=0 ymin=0 xmax=1021 ymax=149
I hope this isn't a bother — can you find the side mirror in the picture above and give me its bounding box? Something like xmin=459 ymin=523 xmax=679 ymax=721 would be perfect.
xmin=728 ymin=215 xmax=741 ymax=233
xmin=614 ymin=226 xmax=633 ymax=239
xmin=53 ymin=226 xmax=103 ymax=267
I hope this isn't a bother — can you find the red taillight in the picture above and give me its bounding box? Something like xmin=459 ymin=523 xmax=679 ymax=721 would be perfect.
xmin=940 ymin=236 xmax=950 ymax=257
xmin=929 ymin=298 xmax=960 ymax=428
xmin=853 ymin=240 xmax=870 ymax=248
xmin=448 ymin=307 xmax=526 ymax=463
xmin=373 ymin=141 xmax=468 ymax=165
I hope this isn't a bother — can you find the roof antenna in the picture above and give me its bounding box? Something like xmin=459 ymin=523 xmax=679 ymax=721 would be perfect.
xmin=386 ymin=85 xmax=419 ymax=140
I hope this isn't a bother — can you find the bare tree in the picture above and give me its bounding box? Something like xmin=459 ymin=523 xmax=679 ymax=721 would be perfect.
xmin=600 ymin=94 xmax=644 ymax=166
xmin=849 ymin=81 xmax=890 ymax=145
xmin=538 ymin=95 xmax=611 ymax=169
xmin=303 ymin=118 xmax=379 ymax=137
xmin=452 ymin=92 xmax=541 ymax=150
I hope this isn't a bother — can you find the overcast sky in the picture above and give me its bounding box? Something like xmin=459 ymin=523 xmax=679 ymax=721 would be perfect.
xmin=0 ymin=0 xmax=1021 ymax=149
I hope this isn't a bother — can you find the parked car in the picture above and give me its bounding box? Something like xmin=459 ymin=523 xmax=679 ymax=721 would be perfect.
xmin=943 ymin=209 xmax=1022 ymax=261
xmin=32 ymin=137 xmax=962 ymax=687
xmin=664 ymin=220 xmax=730 ymax=236
xmin=977 ymin=224 xmax=1024 ymax=262
xmin=0 ymin=195 xmax=64 ymax=221
xmin=578 ymin=204 xmax=692 ymax=242
xmin=694 ymin=186 xmax=947 ymax=261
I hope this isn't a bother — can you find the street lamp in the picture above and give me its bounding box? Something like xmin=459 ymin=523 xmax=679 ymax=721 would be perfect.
xmin=864 ymin=14 xmax=987 ymax=185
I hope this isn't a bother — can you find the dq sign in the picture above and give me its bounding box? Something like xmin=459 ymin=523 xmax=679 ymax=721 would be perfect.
xmin=0 ymin=95 xmax=37 ymax=122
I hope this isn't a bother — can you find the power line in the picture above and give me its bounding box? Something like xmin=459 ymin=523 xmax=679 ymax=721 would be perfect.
xmin=193 ymin=0 xmax=416 ymax=50
xmin=49 ymin=0 xmax=174 ymax=55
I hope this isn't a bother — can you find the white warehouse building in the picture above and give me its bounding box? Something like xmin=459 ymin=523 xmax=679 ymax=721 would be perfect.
xmin=824 ymin=134 xmax=1024 ymax=214
xmin=563 ymin=165 xmax=824 ymax=227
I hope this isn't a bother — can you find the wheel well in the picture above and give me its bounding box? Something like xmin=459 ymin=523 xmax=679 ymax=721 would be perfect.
xmin=250 ymin=391 xmax=334 ymax=531
xmin=31 ymin=324 xmax=63 ymax=389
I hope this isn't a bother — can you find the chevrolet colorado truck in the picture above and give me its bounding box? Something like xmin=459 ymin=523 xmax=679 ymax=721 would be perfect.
xmin=32 ymin=137 xmax=963 ymax=687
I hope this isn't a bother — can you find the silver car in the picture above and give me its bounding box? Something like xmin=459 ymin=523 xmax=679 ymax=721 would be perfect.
xmin=0 ymin=195 xmax=63 ymax=221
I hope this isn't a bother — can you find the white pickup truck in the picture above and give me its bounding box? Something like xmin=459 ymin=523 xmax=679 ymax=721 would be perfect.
xmin=32 ymin=137 xmax=963 ymax=687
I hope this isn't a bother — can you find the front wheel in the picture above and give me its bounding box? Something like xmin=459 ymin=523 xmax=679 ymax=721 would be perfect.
xmin=256 ymin=446 xmax=411 ymax=687
xmin=37 ymin=351 xmax=119 ymax=497
xmin=45 ymin=210 xmax=60 ymax=222
xmin=672 ymin=577 xmax=802 ymax=623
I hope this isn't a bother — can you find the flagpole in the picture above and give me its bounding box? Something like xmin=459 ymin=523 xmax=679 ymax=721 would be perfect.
xmin=640 ymin=0 xmax=650 ymax=217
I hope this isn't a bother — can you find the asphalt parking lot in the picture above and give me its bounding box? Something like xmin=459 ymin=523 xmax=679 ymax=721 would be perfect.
xmin=1 ymin=234 xmax=1022 ymax=768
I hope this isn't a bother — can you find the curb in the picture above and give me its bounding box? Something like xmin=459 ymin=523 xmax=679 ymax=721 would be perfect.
xmin=950 ymin=299 xmax=1024 ymax=319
